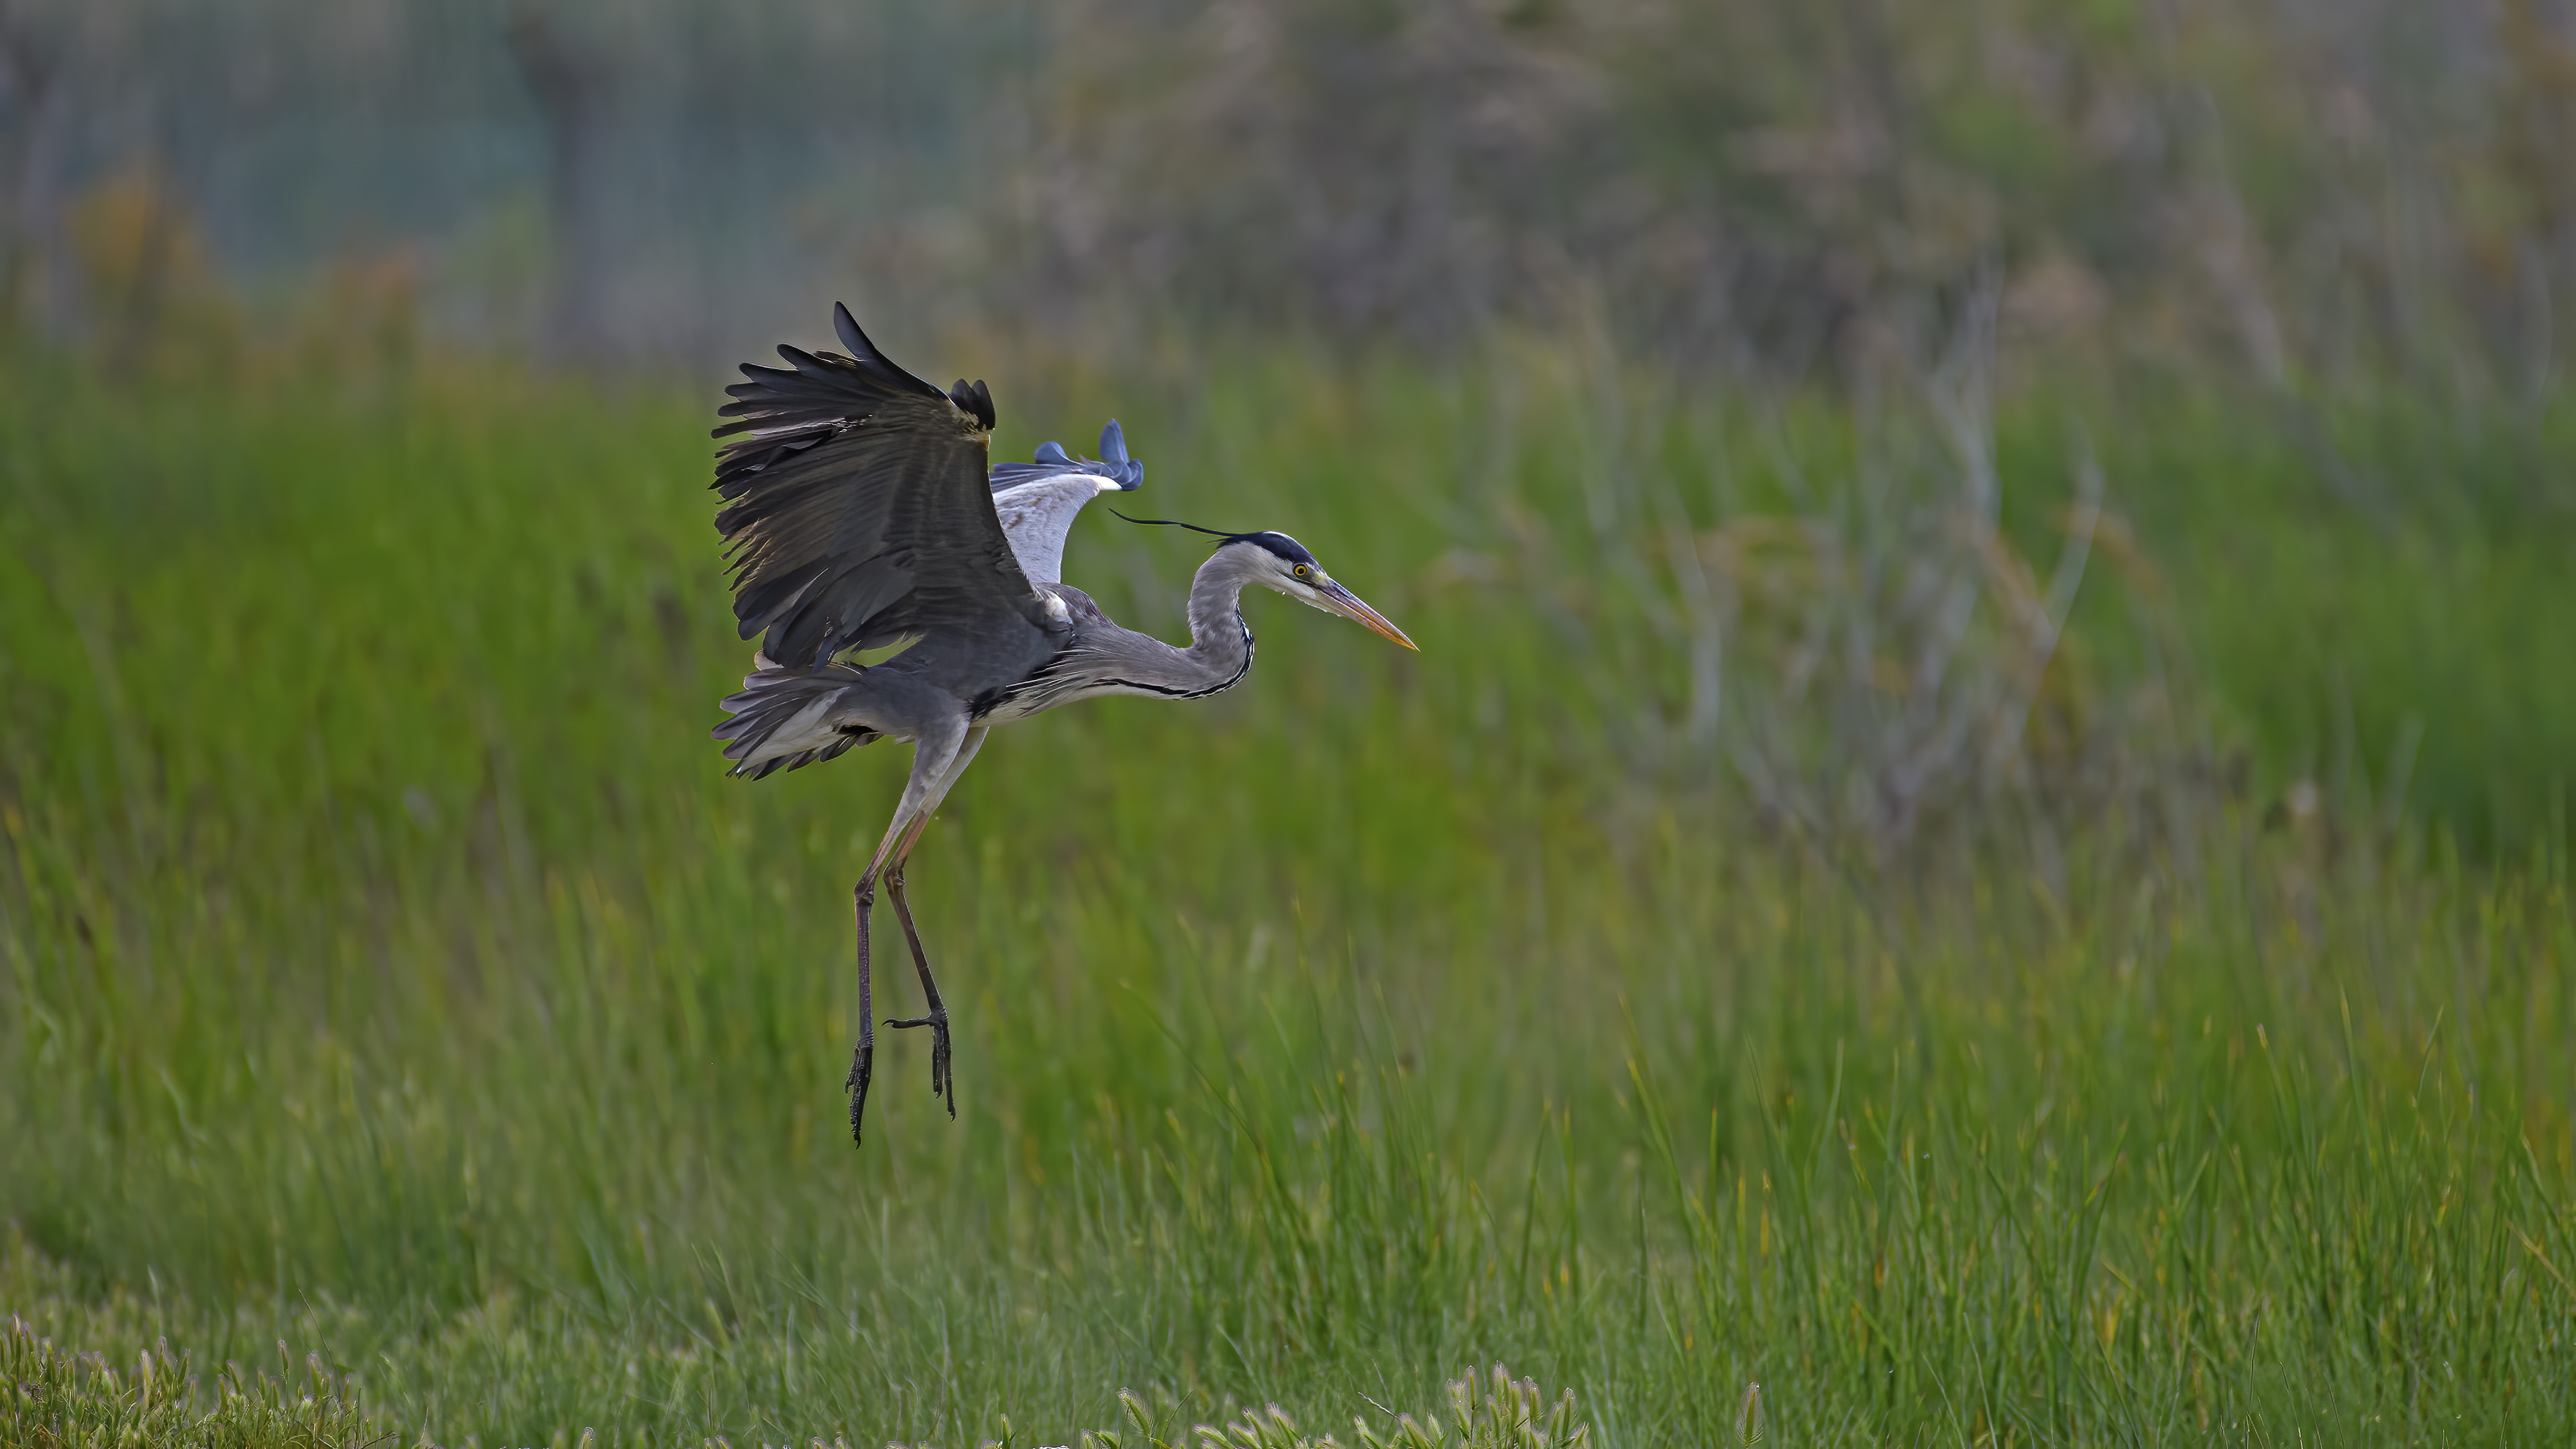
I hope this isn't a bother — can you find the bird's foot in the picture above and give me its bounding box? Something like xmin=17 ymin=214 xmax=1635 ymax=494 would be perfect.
xmin=845 ymin=1037 xmax=875 ymax=1144
xmin=883 ymin=1010 xmax=955 ymax=1118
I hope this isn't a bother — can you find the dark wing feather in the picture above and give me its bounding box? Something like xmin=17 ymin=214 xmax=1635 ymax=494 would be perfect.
xmin=713 ymin=305 xmax=1052 ymax=676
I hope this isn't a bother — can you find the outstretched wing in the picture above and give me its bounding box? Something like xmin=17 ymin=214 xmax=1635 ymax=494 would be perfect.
xmin=713 ymin=305 xmax=1053 ymax=674
xmin=984 ymin=420 xmax=1145 ymax=585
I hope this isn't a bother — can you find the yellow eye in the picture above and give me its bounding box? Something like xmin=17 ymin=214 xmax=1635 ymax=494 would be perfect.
xmin=1293 ymin=564 xmax=1311 ymax=579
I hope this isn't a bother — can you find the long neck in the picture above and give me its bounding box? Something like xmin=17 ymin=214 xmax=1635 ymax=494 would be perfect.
xmin=1178 ymin=547 xmax=1260 ymax=682
xmin=1024 ymin=547 xmax=1266 ymax=708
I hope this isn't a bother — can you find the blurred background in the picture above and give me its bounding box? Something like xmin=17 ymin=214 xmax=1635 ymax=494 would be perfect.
xmin=3 ymin=3 xmax=2573 ymax=1446
xmin=5 ymin=0 xmax=2571 ymax=383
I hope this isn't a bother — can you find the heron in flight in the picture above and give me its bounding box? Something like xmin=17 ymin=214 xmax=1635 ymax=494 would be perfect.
xmin=709 ymin=305 xmax=1417 ymax=1144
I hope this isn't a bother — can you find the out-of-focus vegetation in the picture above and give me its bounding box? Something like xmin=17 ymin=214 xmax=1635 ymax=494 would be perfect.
xmin=3 ymin=0 xmax=2573 ymax=385
xmin=3 ymin=2 xmax=2574 ymax=1446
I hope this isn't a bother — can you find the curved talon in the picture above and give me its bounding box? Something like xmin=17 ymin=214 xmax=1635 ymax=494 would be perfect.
xmin=883 ymin=1013 xmax=957 ymax=1115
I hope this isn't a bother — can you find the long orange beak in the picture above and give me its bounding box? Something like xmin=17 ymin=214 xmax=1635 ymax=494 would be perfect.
xmin=1315 ymin=579 xmax=1419 ymax=651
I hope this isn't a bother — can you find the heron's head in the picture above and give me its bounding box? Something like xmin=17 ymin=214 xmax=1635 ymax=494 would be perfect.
xmin=1110 ymin=509 xmax=1419 ymax=651
xmin=1220 ymin=531 xmax=1417 ymax=651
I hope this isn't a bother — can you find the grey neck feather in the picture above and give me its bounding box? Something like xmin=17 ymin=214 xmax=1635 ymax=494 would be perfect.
xmin=1026 ymin=544 xmax=1265 ymax=706
xmin=1175 ymin=545 xmax=1265 ymax=684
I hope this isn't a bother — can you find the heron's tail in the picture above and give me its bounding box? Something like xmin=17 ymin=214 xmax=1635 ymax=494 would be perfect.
xmin=712 ymin=664 xmax=878 ymax=780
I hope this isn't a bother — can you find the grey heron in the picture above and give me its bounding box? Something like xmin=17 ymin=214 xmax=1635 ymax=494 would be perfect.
xmin=708 ymin=305 xmax=1417 ymax=1144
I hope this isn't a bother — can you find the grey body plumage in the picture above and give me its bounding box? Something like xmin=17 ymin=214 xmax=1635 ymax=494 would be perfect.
xmin=708 ymin=305 xmax=1416 ymax=1145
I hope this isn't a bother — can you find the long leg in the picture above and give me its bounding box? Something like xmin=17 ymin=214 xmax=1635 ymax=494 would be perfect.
xmin=882 ymin=874 xmax=947 ymax=1111
xmin=845 ymin=716 xmax=969 ymax=1145
xmin=883 ymin=726 xmax=987 ymax=1116
xmin=845 ymin=872 xmax=877 ymax=1142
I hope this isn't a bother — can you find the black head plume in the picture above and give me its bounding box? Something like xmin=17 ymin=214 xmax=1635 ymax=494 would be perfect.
xmin=1110 ymin=510 xmax=1242 ymax=539
xmin=1110 ymin=512 xmax=1318 ymax=567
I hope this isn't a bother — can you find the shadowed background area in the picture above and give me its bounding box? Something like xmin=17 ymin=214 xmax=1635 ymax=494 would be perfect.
xmin=2 ymin=3 xmax=2573 ymax=1446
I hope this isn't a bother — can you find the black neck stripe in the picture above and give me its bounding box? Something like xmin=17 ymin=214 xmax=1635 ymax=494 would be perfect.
xmin=1102 ymin=621 xmax=1254 ymax=700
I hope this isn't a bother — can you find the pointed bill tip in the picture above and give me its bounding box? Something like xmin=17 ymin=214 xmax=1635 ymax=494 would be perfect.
xmin=1362 ymin=616 xmax=1420 ymax=651
xmin=1317 ymin=581 xmax=1417 ymax=651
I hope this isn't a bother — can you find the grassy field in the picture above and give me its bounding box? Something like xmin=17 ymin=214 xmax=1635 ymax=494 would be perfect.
xmin=2 ymin=335 xmax=2572 ymax=1446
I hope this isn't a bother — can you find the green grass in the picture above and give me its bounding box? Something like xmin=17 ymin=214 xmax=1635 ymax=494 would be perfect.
xmin=3 ymin=1293 xmax=368 ymax=1449
xmin=2 ymin=339 xmax=2572 ymax=1446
